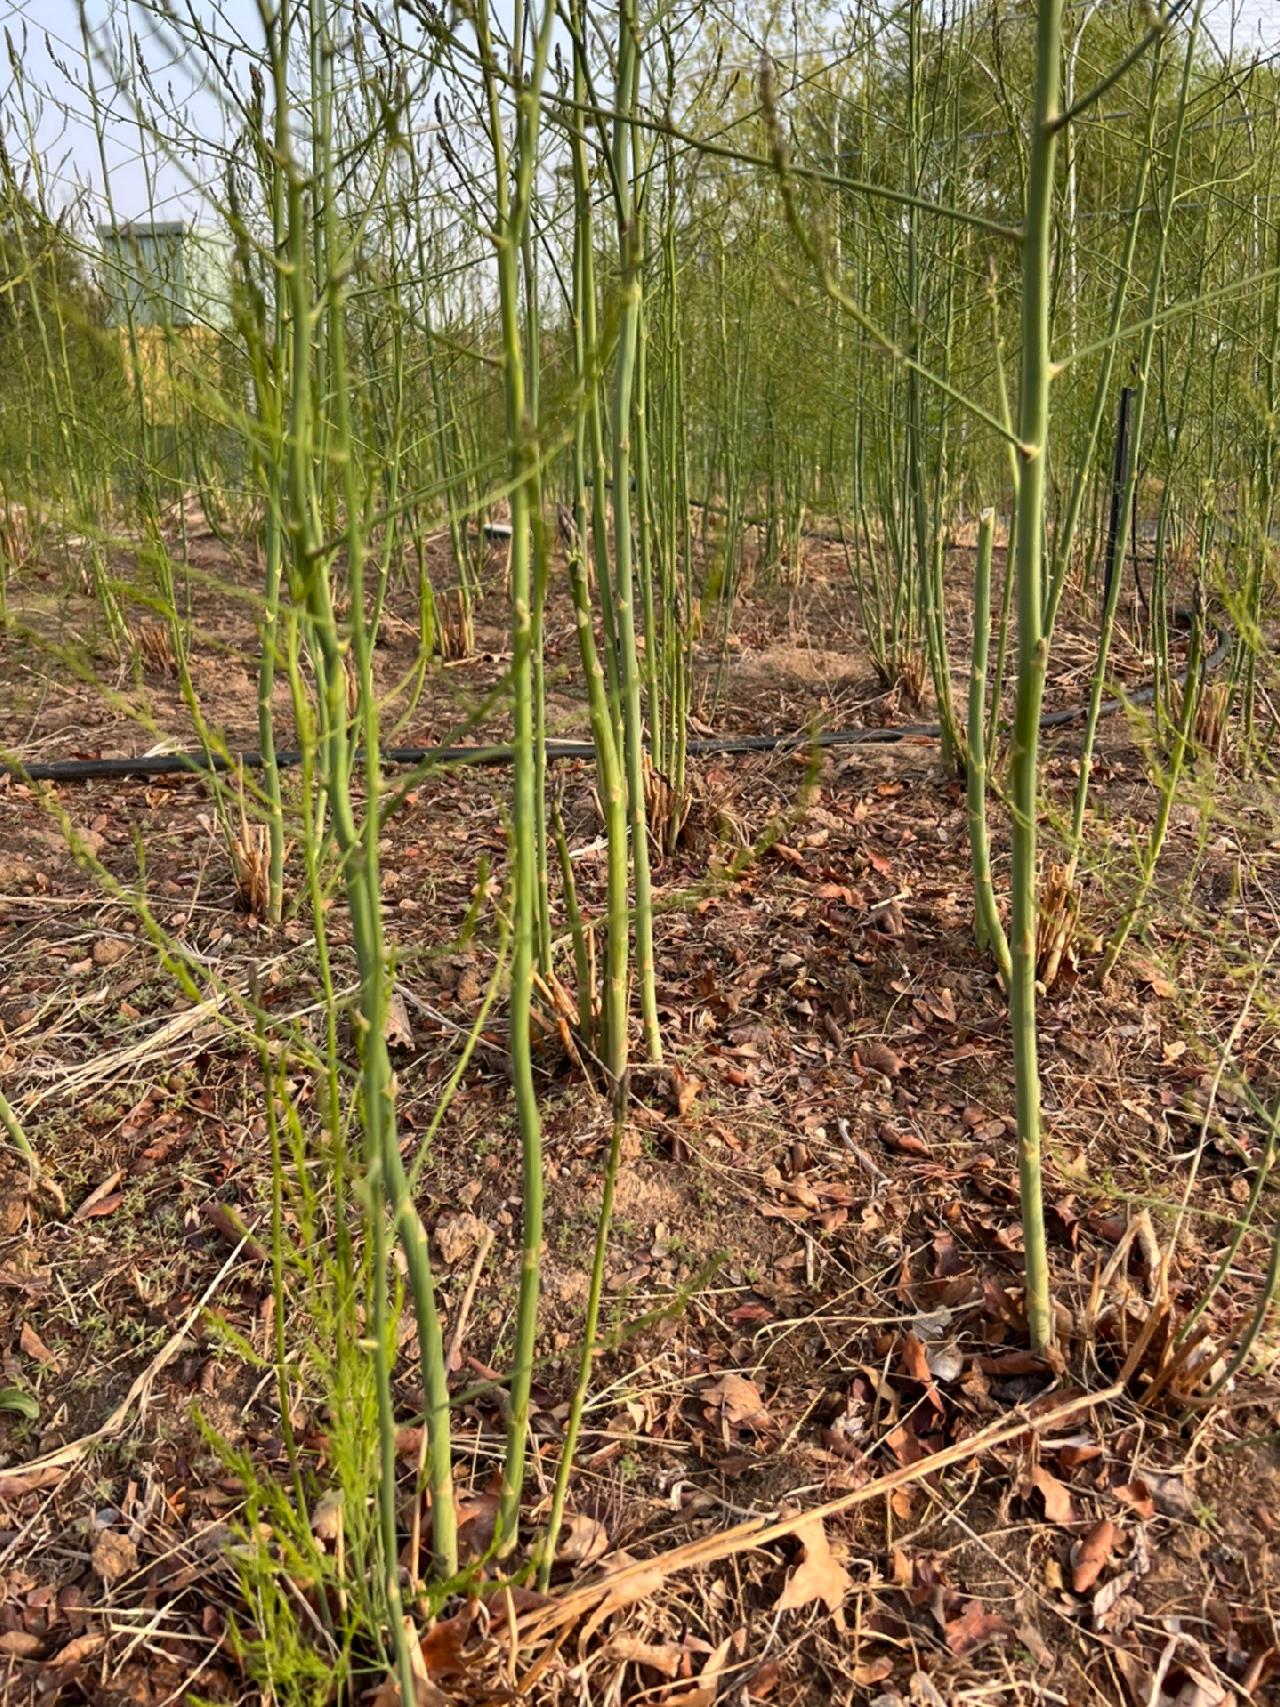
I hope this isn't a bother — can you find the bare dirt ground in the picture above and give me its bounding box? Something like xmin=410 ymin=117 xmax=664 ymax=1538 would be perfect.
xmin=0 ymin=518 xmax=1277 ymax=1705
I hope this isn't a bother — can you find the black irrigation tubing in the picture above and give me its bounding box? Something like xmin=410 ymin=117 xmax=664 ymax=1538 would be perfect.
xmin=3 ymin=620 xmax=1230 ymax=785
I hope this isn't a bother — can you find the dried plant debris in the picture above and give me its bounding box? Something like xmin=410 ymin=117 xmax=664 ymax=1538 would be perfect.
xmin=1 ymin=524 xmax=1278 ymax=1705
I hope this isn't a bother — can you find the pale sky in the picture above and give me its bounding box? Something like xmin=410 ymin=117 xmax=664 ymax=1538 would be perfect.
xmin=1220 ymin=0 xmax=1279 ymax=44
xmin=1 ymin=0 xmax=1278 ymax=223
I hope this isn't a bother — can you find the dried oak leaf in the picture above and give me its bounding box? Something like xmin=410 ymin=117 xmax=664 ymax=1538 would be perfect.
xmin=776 ymin=1516 xmax=852 ymax=1619
xmin=311 ymin=1490 xmax=343 ymax=1543
xmin=418 ymin=1608 xmax=476 ymax=1679
xmin=44 ymin=1632 xmax=107 ymax=1671
xmin=0 ymin=1631 xmax=42 ymax=1658
xmin=604 ymin=1635 xmax=688 ymax=1679
xmin=858 ymin=1041 xmax=905 ymax=1078
xmin=90 ymin=1528 xmax=138 ymax=1585
xmin=0 ymin=1464 xmax=63 ymax=1500
xmin=662 ymin=1631 xmax=740 ymax=1707
xmin=877 ymin=1123 xmax=930 ymax=1157
xmin=19 ymin=1321 xmax=57 ymax=1368
xmin=364 ymin=1616 xmax=452 ymax=1706
xmin=384 ymin=987 xmax=415 ymax=1051
xmin=1112 ymin=1480 xmax=1155 ymax=1521
xmin=1029 ymin=1463 xmax=1077 ymax=1526
xmin=704 ymin=1372 xmax=771 ymax=1431
xmin=1070 ymin=1518 xmax=1116 ymax=1593
xmin=434 ymin=1211 xmax=488 ymax=1268
xmin=943 ymin=1599 xmax=1015 ymax=1657
xmin=555 ymin=1511 xmax=610 ymax=1566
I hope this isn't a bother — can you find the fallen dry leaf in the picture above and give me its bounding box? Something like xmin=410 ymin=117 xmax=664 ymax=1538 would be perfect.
xmin=775 ymin=1516 xmax=851 ymax=1619
xmin=0 ymin=1630 xmax=42 ymax=1657
xmin=90 ymin=1528 xmax=137 ymax=1585
xmin=367 ymin=1669 xmax=448 ymax=1707
xmin=1057 ymin=1440 xmax=1103 ymax=1470
xmin=925 ymin=1340 xmax=964 ymax=1383
xmin=1143 ymin=1470 xmax=1194 ymax=1519
xmin=0 ymin=1463 xmax=64 ymax=1500
xmin=1112 ymin=1480 xmax=1155 ymax=1520
xmin=0 ymin=1180 xmax=29 ymax=1237
xmin=417 ymin=1608 xmax=475 ymax=1679
xmin=604 ymin=1635 xmax=688 ymax=1679
xmin=19 ymin=1320 xmax=57 ymax=1368
xmin=976 ymin=1350 xmax=1047 ymax=1375
xmin=71 ymin=1169 xmax=123 ymax=1223
xmin=1029 ymin=1463 xmax=1077 ymax=1526
xmin=555 ymin=1511 xmax=610 ymax=1566
xmin=44 ymin=1632 xmax=107 ymax=1670
xmin=747 ymin=1659 xmax=783 ymax=1699
xmin=661 ymin=1631 xmax=739 ymax=1707
xmin=384 ymin=987 xmax=415 ymax=1051
xmin=454 ymin=1484 xmax=500 ymax=1561
xmin=907 ymin=1671 xmax=948 ymax=1707
xmin=1167 ymin=1666 xmax=1236 ymax=1707
xmin=1091 ymin=1569 xmax=1139 ymax=1633
xmin=579 ymin=1565 xmax=668 ymax=1651
xmin=858 ymin=1040 xmax=905 ymax=1078
xmin=1071 ymin=1518 xmax=1116 ymax=1593
xmin=900 ymin=1332 xmax=943 ymax=1413
xmin=704 ymin=1372 xmax=771 ymax=1431
xmin=944 ymin=1599 xmax=1015 ymax=1657
xmin=668 ymin=1066 xmax=703 ymax=1118
xmin=878 ymin=1123 xmax=931 ymax=1157
xmin=478 ymin=1584 xmax=551 ymax=1629
xmin=311 ymin=1490 xmax=343 ymax=1543
xmin=364 ymin=1616 xmax=452 ymax=1706
xmin=434 ymin=1211 xmax=488 ymax=1268
xmin=201 ymin=1201 xmax=267 ymax=1261
xmin=1130 ymin=958 xmax=1176 ymax=999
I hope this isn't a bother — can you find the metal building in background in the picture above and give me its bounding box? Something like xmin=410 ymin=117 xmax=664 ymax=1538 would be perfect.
xmin=96 ymin=220 xmax=231 ymax=330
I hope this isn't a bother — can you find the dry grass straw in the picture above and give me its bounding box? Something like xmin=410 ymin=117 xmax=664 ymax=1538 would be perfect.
xmin=0 ymin=502 xmax=34 ymax=571
xmin=230 ymin=765 xmax=287 ymax=918
xmin=642 ymin=754 xmax=691 ymax=857
xmin=15 ymin=944 xmax=299 ymax=1117
xmin=1168 ymin=674 xmax=1230 ymax=759
xmin=1036 ymin=861 xmax=1079 ymax=989
xmin=0 ymin=1232 xmax=251 ymax=1507
xmin=132 ymin=618 xmax=177 ymax=676
xmin=893 ymin=649 xmax=928 ymax=712
xmin=512 ymin=1378 xmax=1143 ymax=1691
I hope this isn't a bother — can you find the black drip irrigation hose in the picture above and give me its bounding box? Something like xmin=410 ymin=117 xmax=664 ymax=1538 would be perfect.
xmin=3 ymin=619 xmax=1229 ymax=785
